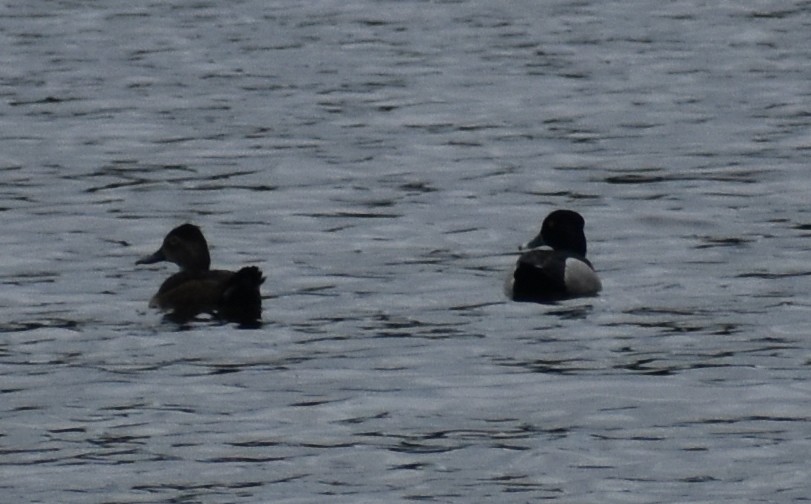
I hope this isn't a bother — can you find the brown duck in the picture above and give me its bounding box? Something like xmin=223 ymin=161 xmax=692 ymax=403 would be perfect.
xmin=136 ymin=224 xmax=264 ymax=326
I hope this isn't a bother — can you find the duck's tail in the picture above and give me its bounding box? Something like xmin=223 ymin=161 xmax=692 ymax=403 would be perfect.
xmin=218 ymin=266 xmax=265 ymax=327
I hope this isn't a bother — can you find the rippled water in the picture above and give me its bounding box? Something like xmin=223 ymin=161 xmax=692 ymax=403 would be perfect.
xmin=2 ymin=1 xmax=811 ymax=502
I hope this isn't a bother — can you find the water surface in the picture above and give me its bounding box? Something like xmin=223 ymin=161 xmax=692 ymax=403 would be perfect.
xmin=2 ymin=1 xmax=811 ymax=502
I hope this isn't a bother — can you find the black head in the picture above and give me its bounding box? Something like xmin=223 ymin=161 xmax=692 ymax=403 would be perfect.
xmin=524 ymin=209 xmax=588 ymax=257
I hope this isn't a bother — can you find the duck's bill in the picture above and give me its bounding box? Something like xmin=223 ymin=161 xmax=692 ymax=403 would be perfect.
xmin=520 ymin=235 xmax=545 ymax=251
xmin=136 ymin=248 xmax=166 ymax=265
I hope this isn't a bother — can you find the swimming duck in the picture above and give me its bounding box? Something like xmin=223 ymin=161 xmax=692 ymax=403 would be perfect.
xmin=136 ymin=224 xmax=265 ymax=326
xmin=505 ymin=209 xmax=601 ymax=302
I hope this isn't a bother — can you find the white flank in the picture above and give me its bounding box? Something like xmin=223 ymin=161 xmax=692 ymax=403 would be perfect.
xmin=564 ymin=258 xmax=602 ymax=295
xmin=503 ymin=271 xmax=516 ymax=299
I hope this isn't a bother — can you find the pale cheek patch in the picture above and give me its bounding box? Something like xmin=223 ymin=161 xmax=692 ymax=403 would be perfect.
xmin=564 ymin=258 xmax=602 ymax=295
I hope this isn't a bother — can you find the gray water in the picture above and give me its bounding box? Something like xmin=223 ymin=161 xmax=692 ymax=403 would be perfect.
xmin=2 ymin=1 xmax=811 ymax=502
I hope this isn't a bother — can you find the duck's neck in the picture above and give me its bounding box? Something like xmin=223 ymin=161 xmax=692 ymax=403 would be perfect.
xmin=179 ymin=248 xmax=211 ymax=273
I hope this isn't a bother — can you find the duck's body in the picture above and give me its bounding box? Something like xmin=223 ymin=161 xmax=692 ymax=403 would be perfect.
xmin=137 ymin=224 xmax=264 ymax=326
xmin=505 ymin=209 xmax=601 ymax=303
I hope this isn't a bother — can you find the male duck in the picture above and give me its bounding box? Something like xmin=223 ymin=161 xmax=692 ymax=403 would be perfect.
xmin=136 ymin=224 xmax=265 ymax=326
xmin=505 ymin=209 xmax=601 ymax=302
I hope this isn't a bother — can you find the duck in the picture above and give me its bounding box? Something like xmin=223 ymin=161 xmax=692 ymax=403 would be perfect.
xmin=505 ymin=209 xmax=601 ymax=303
xmin=136 ymin=223 xmax=265 ymax=326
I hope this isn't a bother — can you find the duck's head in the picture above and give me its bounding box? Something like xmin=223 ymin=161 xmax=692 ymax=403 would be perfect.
xmin=522 ymin=209 xmax=588 ymax=257
xmin=136 ymin=223 xmax=211 ymax=272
